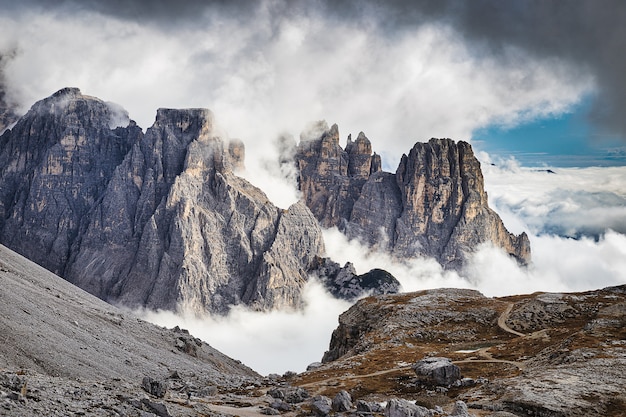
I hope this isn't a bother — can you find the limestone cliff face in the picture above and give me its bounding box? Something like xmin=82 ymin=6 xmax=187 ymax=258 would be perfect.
xmin=0 ymin=89 xmax=326 ymax=314
xmin=296 ymin=122 xmax=381 ymax=228
xmin=295 ymin=127 xmax=530 ymax=269
xmin=0 ymin=87 xmax=135 ymax=275
xmin=65 ymin=105 xmax=325 ymax=314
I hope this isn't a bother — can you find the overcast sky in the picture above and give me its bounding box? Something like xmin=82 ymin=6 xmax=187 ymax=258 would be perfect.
xmin=3 ymin=0 xmax=626 ymax=375
xmin=2 ymin=1 xmax=625 ymax=161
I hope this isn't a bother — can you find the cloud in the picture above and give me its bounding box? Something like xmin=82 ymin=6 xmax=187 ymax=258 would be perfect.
xmin=479 ymin=156 xmax=626 ymax=238
xmin=0 ymin=1 xmax=592 ymax=203
xmin=138 ymin=278 xmax=352 ymax=376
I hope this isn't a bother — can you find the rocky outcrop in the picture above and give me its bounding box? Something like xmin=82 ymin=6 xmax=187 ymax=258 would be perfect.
xmin=0 ymin=88 xmax=330 ymax=314
xmin=296 ymin=122 xmax=381 ymax=228
xmin=298 ymin=286 xmax=626 ymax=417
xmin=310 ymin=257 xmax=400 ymax=300
xmin=295 ymin=125 xmax=530 ymax=269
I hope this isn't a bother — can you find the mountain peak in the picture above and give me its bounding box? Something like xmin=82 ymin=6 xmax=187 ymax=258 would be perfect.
xmin=51 ymin=86 xmax=82 ymax=99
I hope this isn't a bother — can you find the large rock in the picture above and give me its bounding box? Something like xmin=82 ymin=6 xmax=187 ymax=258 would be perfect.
xmin=332 ymin=390 xmax=353 ymax=412
xmin=412 ymin=357 xmax=461 ymax=386
xmin=0 ymin=87 xmax=135 ymax=276
xmin=295 ymin=125 xmax=530 ymax=269
xmin=0 ymin=89 xmax=330 ymax=314
xmin=385 ymin=399 xmax=433 ymax=417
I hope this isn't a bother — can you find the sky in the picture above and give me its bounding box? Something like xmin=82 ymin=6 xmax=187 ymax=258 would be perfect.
xmin=2 ymin=0 xmax=626 ymax=375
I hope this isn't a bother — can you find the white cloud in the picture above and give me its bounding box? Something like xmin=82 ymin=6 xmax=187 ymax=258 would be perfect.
xmin=1 ymin=5 xmax=592 ymax=205
xmin=479 ymin=157 xmax=626 ymax=237
xmin=138 ymin=279 xmax=351 ymax=376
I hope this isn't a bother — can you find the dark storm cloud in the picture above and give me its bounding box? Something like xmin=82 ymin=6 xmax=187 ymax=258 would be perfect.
xmin=3 ymin=0 xmax=625 ymax=139
xmin=317 ymin=0 xmax=626 ymax=139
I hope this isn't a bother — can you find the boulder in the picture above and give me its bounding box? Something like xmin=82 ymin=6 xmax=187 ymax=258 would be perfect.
xmin=310 ymin=395 xmax=332 ymax=416
xmin=332 ymin=390 xmax=353 ymax=412
xmin=450 ymin=400 xmax=475 ymax=417
xmin=356 ymin=399 xmax=384 ymax=413
xmin=385 ymin=398 xmax=433 ymax=417
xmin=412 ymin=357 xmax=461 ymax=386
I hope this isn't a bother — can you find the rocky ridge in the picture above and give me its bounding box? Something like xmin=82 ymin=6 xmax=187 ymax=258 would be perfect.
xmin=0 ymin=243 xmax=262 ymax=416
xmin=0 ymin=88 xmax=384 ymax=314
xmin=295 ymin=123 xmax=530 ymax=269
xmin=294 ymin=287 xmax=626 ymax=416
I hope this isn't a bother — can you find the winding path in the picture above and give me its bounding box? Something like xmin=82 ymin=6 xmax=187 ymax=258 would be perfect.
xmin=297 ymin=301 xmax=530 ymax=392
xmin=497 ymin=302 xmax=526 ymax=337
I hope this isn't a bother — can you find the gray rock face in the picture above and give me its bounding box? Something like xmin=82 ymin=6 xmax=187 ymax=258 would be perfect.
xmin=296 ymin=122 xmax=381 ymax=228
xmin=412 ymin=357 xmax=461 ymax=386
xmin=0 ymin=87 xmax=135 ymax=276
xmin=309 ymin=257 xmax=400 ymax=300
xmin=295 ymin=125 xmax=530 ymax=269
xmin=0 ymin=88 xmax=327 ymax=314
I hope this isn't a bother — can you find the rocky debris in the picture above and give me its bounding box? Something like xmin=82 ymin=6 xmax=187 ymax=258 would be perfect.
xmin=310 ymin=395 xmax=333 ymax=416
xmin=332 ymin=390 xmax=353 ymax=412
xmin=309 ymin=256 xmax=400 ymax=300
xmin=385 ymin=398 xmax=433 ymax=417
xmin=295 ymin=125 xmax=530 ymax=269
xmin=0 ymin=244 xmax=260 ymax=388
xmin=412 ymin=357 xmax=461 ymax=386
xmin=267 ymin=386 xmax=310 ymax=404
xmin=0 ymin=88 xmax=337 ymax=314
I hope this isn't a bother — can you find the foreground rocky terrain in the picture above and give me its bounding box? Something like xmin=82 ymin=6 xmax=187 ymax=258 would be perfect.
xmin=294 ymin=122 xmax=530 ymax=270
xmin=2 ymin=242 xmax=625 ymax=416
xmin=294 ymin=287 xmax=626 ymax=416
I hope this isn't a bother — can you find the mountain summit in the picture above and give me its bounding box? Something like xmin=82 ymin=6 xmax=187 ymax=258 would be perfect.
xmin=0 ymin=89 xmax=332 ymax=314
xmin=295 ymin=123 xmax=530 ymax=269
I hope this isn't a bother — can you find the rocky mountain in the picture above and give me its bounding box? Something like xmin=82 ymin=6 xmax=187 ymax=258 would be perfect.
xmin=0 ymin=88 xmax=383 ymax=315
xmin=294 ymin=286 xmax=626 ymax=416
xmin=295 ymin=123 xmax=530 ymax=269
